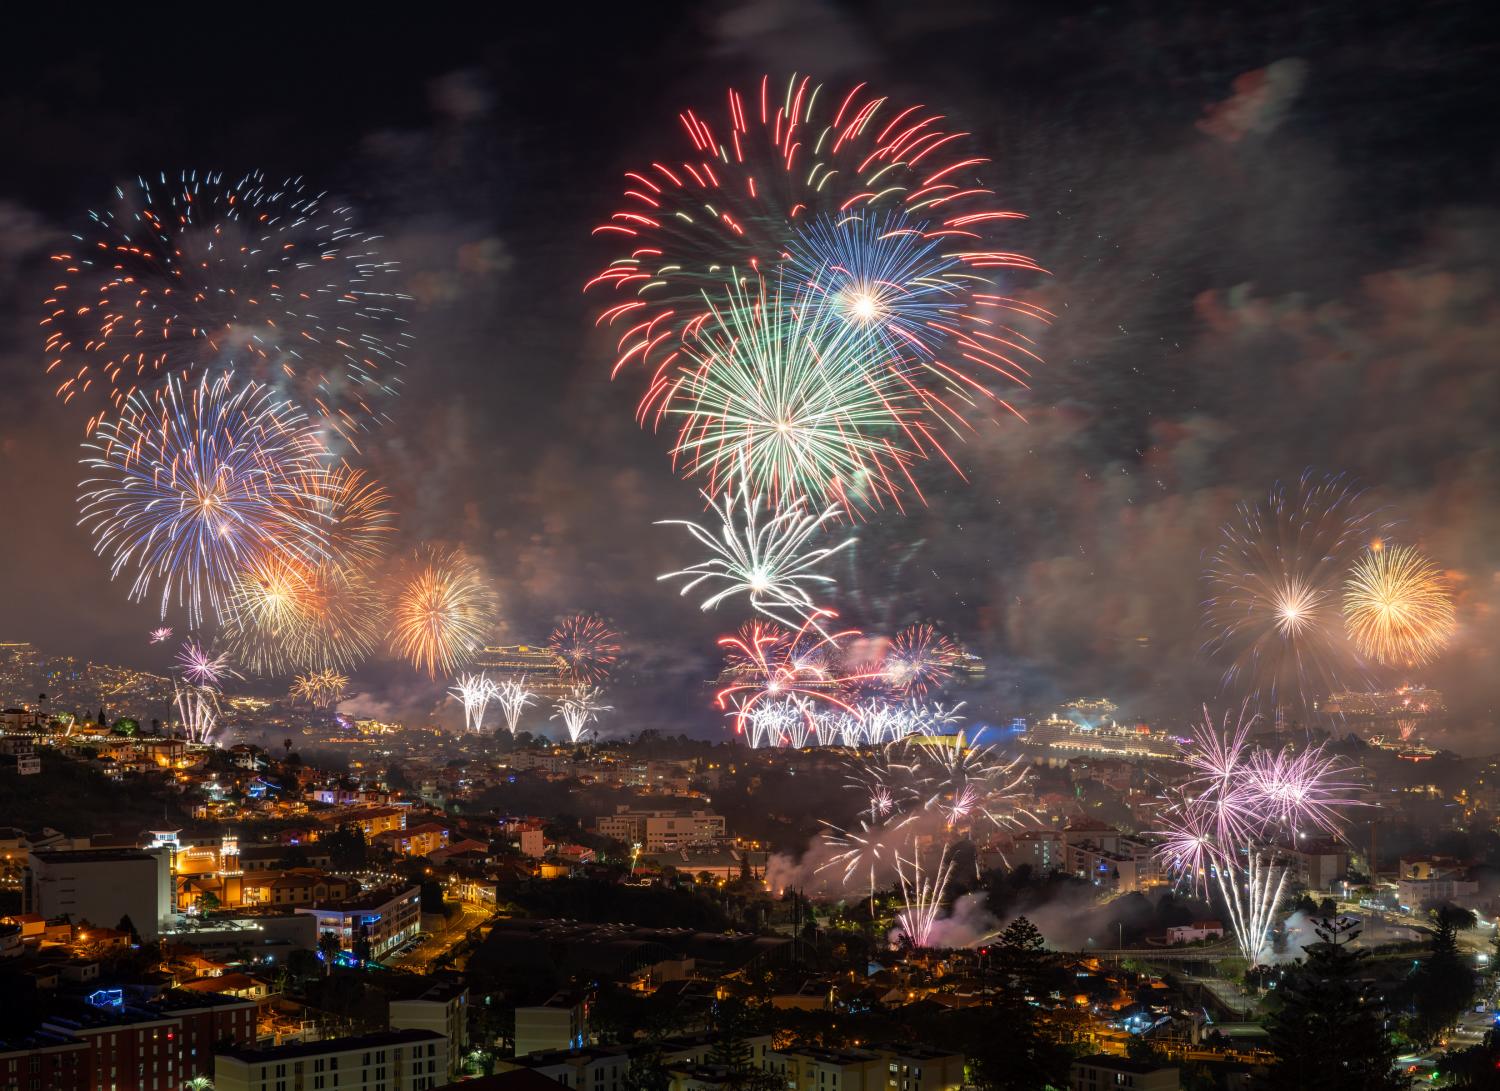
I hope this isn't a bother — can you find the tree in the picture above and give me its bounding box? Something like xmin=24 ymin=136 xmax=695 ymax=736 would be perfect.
xmin=622 ymin=1045 xmax=671 ymax=1091
xmin=321 ymin=825 xmax=368 ymax=870
xmin=1409 ymin=904 xmax=1477 ymax=1044
xmin=1261 ymin=915 xmax=1403 ymax=1091
xmin=707 ymin=998 xmax=776 ymax=1091
xmin=353 ymin=929 xmax=374 ymax=965
xmin=965 ymin=916 xmax=1073 ymax=1091
xmin=1438 ymin=1027 xmax=1500 ymax=1088
xmin=198 ymin=891 xmax=220 ymax=914
xmin=318 ymin=930 xmax=341 ymax=973
xmin=286 ymin=947 xmax=321 ymax=986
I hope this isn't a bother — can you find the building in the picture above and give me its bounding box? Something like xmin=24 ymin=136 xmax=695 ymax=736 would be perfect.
xmin=40 ymin=986 xmax=257 ymax=1091
xmin=499 ymin=1046 xmax=630 ymax=1091
xmin=26 ymin=847 xmax=172 ymax=940
xmin=764 ymin=1046 xmax=883 ymax=1091
xmin=390 ymin=983 xmax=468 ymax=1080
xmin=0 ymin=736 xmax=40 ymax=775
xmin=240 ymin=869 xmax=357 ymax=909
xmin=595 ymin=807 xmax=725 ymax=851
xmin=1165 ymin=921 xmax=1224 ymax=944
xmin=514 ymin=994 xmax=587 ymax=1057
xmin=1291 ymin=843 xmax=1348 ymax=890
xmin=376 ymin=821 xmax=451 ymax=858
xmin=1070 ymin=1055 xmax=1179 ymax=1091
xmin=0 ymin=1032 xmax=92 ymax=1091
xmin=296 ymin=886 xmax=421 ymax=959
xmin=1397 ymin=876 xmax=1480 ymax=911
xmin=498 ymin=819 xmax=547 ymax=858
xmin=214 ymin=1028 xmax=447 ymax=1091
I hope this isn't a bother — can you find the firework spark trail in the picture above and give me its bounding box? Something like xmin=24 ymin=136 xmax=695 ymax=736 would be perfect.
xmin=895 ymin=840 xmax=957 ymax=949
xmin=1156 ymin=706 xmax=1365 ymax=962
xmin=44 ymin=169 xmax=410 ymax=443
xmin=149 ymin=627 xmax=173 ymax=644
xmin=451 ymin=673 xmax=498 ymax=733
xmin=716 ymin=611 xmax=865 ymax=738
xmin=745 ymin=699 xmax=802 ymax=749
xmin=78 ymin=372 xmax=331 ymax=628
xmin=174 ymin=682 xmax=220 ymax=744
xmin=495 ymin=678 xmax=536 ymax=735
xmin=819 ymin=810 xmax=918 ymax=908
xmin=884 ymin=624 xmax=960 ymax=698
xmin=589 ymin=77 xmax=1051 ymax=509
xmin=390 ymin=546 xmax=496 ymax=679
xmin=549 ymin=614 xmax=621 ymax=684
xmin=176 ymin=639 xmax=239 ymax=688
xmin=552 ymin=684 xmax=612 ymax=744
xmin=658 ymin=483 xmax=854 ymax=630
xmin=1203 ymin=472 xmax=1390 ymax=712
xmin=1343 ymin=543 xmax=1455 ymax=668
xmin=289 ymin=668 xmax=349 ymax=709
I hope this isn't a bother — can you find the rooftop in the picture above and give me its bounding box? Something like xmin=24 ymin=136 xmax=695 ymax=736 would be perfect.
xmin=217 ymin=1027 xmax=442 ymax=1063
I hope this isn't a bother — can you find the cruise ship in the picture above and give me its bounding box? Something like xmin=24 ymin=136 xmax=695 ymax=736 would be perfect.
xmin=472 ymin=644 xmax=574 ymax=699
xmin=1021 ymin=714 xmax=1183 ymax=763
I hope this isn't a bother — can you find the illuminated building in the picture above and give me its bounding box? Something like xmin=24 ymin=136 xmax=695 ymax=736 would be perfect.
xmin=26 ymin=847 xmax=172 ymax=940
xmin=212 ymin=1028 xmax=447 ymax=1091
xmin=295 ymin=886 xmax=421 ymax=958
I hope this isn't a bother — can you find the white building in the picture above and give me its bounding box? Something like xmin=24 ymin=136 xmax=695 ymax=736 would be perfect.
xmin=213 ymin=1028 xmax=446 ymax=1091
xmin=595 ymin=807 xmax=725 ymax=851
xmin=26 ymin=847 xmax=171 ymax=940
xmin=389 ymin=983 xmax=467 ymax=1080
xmin=296 ymin=886 xmax=421 ymax=959
xmin=514 ymin=994 xmax=587 ymax=1057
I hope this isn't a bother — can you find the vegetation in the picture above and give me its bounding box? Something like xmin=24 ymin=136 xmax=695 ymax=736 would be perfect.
xmin=1261 ymin=915 xmax=1403 ymax=1091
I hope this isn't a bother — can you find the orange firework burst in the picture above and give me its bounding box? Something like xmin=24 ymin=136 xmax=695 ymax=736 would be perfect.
xmin=391 ymin=546 xmax=497 ymax=678
xmin=224 ymin=464 xmax=394 ymax=675
xmin=1343 ymin=544 xmax=1455 ymax=667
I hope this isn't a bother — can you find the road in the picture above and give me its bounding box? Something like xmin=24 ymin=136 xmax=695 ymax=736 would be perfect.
xmin=388 ymin=902 xmax=492 ymax=972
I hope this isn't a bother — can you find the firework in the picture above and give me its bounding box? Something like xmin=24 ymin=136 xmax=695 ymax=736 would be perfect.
xmin=223 ymin=465 xmax=391 ymax=675
xmin=895 ymin=840 xmax=957 ymax=949
xmin=390 ymin=546 xmax=496 ymax=679
xmin=43 ymin=169 xmax=410 ymax=442
xmin=78 ymin=372 xmax=330 ymax=628
xmin=589 ymin=76 xmax=1049 ymax=504
xmin=148 ymin=627 xmax=173 ymax=644
xmin=716 ymin=612 xmax=861 ymax=737
xmin=548 ymin=614 xmax=622 ymax=684
xmin=649 ymin=278 xmax=936 ymax=510
xmin=176 ymin=639 xmax=239 ymax=688
xmin=224 ymin=548 xmax=385 ymax=675
xmin=884 ymin=624 xmax=959 ymax=698
xmin=1343 ymin=544 xmax=1455 ymax=668
xmin=744 ymin=698 xmax=802 ymax=749
xmin=1203 ymin=473 xmax=1389 ymax=711
xmin=495 ymin=678 xmax=536 ymax=734
xmin=289 ymin=668 xmax=348 ymax=709
xmin=1156 ymin=707 xmax=1364 ymax=963
xmin=450 ymin=673 xmax=497 ymax=733
xmin=658 ymin=483 xmax=854 ymax=629
xmin=174 ymin=682 xmax=220 ymax=744
xmin=819 ymin=811 xmax=917 ymax=904
xmin=552 ymin=684 xmax=612 ymax=744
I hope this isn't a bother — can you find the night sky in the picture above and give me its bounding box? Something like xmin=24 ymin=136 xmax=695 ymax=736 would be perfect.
xmin=1 ymin=4 xmax=1496 ymax=739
